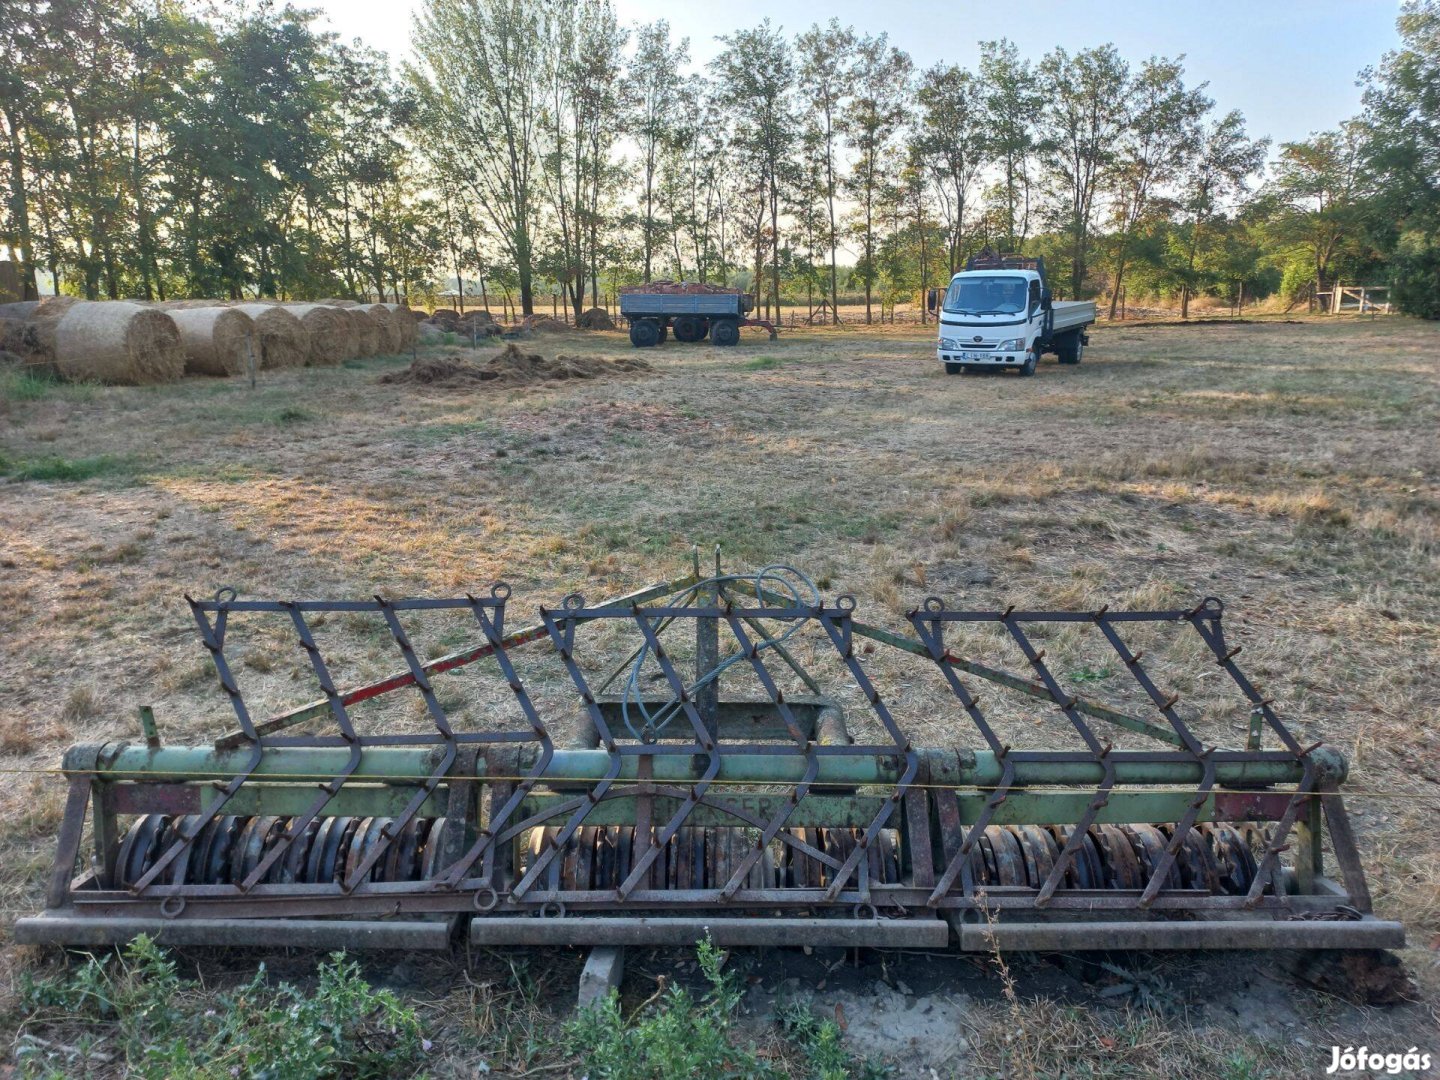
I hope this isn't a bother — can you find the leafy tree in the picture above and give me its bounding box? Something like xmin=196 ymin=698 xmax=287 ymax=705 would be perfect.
xmin=711 ymin=21 xmax=797 ymax=321
xmin=794 ymin=19 xmax=855 ymax=322
xmin=979 ymin=39 xmax=1040 ymax=251
xmin=914 ymin=63 xmax=987 ymax=274
xmin=1037 ymin=44 xmax=1130 ymax=296
xmin=625 ymin=21 xmax=688 ymax=284
xmin=841 ymin=33 xmax=913 ymax=323
xmin=410 ymin=0 xmax=547 ymax=314
xmin=1105 ymin=56 xmax=1208 ymax=316
xmin=1360 ymin=0 xmax=1440 ymax=317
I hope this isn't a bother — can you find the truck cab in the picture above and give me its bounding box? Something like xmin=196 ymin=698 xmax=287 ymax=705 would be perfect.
xmin=927 ymin=254 xmax=1095 ymax=376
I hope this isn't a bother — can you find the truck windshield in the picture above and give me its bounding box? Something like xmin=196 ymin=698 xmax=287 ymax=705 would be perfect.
xmin=943 ymin=276 xmax=1029 ymax=315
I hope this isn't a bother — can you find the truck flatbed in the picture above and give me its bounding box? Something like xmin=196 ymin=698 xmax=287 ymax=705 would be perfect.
xmin=617 ymin=286 xmax=776 ymax=348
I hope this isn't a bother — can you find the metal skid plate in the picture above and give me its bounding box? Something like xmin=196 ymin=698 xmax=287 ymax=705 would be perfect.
xmin=18 ymin=565 xmax=1402 ymax=952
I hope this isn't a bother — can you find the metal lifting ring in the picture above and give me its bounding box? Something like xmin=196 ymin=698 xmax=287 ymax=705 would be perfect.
xmin=852 ymin=901 xmax=879 ymax=921
xmin=491 ymin=582 xmax=512 ymax=601
xmin=159 ymin=894 xmax=186 ymax=919
xmin=539 ymin=899 xmax=567 ymax=919
xmin=472 ymin=887 xmax=500 ymax=912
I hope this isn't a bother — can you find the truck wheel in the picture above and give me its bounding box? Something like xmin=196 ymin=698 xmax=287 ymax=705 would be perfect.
xmin=672 ymin=316 xmax=702 ymax=343
xmin=944 ymin=362 xmax=961 ymax=375
xmin=710 ymin=320 xmax=740 ymax=346
xmin=629 ymin=319 xmax=660 ymax=348
xmin=1057 ymin=331 xmax=1083 ymax=364
xmin=1020 ymin=354 xmax=1037 ymax=377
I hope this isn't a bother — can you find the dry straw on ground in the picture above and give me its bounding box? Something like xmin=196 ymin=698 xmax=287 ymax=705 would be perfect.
xmin=230 ymin=304 xmax=306 ymax=370
xmin=167 ymin=306 xmax=254 ymax=377
xmin=29 ymin=297 xmax=185 ymax=384
xmin=378 ymin=343 xmax=652 ymax=388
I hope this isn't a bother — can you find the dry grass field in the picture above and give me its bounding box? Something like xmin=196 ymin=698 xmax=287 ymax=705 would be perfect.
xmin=0 ymin=316 xmax=1436 ymax=1076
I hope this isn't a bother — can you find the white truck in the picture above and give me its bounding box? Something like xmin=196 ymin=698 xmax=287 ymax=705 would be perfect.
xmin=926 ymin=253 xmax=1095 ymax=376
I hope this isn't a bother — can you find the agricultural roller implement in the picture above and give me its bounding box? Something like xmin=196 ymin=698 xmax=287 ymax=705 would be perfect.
xmin=18 ymin=555 xmax=1402 ymax=964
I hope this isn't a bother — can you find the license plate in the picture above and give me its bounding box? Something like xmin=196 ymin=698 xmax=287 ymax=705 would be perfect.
xmin=960 ymin=351 xmax=989 ymax=361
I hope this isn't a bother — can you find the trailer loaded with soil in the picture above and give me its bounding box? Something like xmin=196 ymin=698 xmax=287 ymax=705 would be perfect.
xmin=619 ymin=282 xmax=777 ymax=347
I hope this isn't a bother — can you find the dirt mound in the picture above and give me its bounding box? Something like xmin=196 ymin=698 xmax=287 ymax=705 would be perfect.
xmin=577 ymin=307 xmax=615 ymax=330
xmin=425 ymin=309 xmax=461 ymax=331
xmin=379 ymin=343 xmax=652 ymax=389
xmin=522 ymin=315 xmax=573 ymax=334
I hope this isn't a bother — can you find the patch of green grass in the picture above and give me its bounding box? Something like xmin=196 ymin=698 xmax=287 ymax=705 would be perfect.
xmin=15 ymin=936 xmax=425 ymax=1079
xmin=743 ymin=355 xmax=783 ymax=371
xmin=775 ymin=1000 xmax=889 ymax=1080
xmin=0 ymin=368 xmax=98 ymax=404
xmin=1067 ymin=665 xmax=1116 ymax=684
xmin=565 ymin=938 xmax=779 ymax=1080
xmin=274 ymin=405 xmax=313 ymax=424
xmin=395 ymin=418 xmax=497 ymax=446
xmin=0 ymin=452 xmax=139 ymax=483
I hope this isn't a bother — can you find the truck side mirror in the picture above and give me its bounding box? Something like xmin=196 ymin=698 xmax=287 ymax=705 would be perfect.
xmin=926 ymin=288 xmax=940 ymax=314
xmin=1040 ymin=289 xmax=1053 ymax=310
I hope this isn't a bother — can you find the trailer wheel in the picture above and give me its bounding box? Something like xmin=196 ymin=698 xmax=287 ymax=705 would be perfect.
xmin=629 ymin=319 xmax=660 ymax=348
xmin=709 ymin=320 xmax=740 ymax=347
xmin=672 ymin=316 xmax=704 ymax=343
xmin=1057 ymin=330 xmax=1083 ymax=364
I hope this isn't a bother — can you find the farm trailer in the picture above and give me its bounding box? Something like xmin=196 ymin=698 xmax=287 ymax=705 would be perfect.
xmin=619 ymin=288 xmax=777 ymax=348
xmin=16 ymin=555 xmax=1401 ymax=998
xmin=927 ymin=253 xmax=1096 ymax=376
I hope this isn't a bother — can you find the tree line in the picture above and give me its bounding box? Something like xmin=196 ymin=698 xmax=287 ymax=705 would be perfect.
xmin=2 ymin=0 xmax=1436 ymax=319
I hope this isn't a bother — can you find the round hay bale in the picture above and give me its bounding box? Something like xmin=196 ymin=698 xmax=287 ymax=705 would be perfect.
xmin=283 ymin=304 xmax=353 ymax=366
xmin=0 ymin=301 xmax=39 ymax=320
xmin=231 ymin=304 xmax=306 ymax=369
xmin=340 ymin=307 xmax=379 ymax=357
xmin=364 ymin=304 xmax=403 ymax=353
xmin=381 ymin=303 xmax=418 ymax=348
xmin=156 ymin=299 xmax=224 ymax=310
xmin=27 ymin=299 xmax=185 ymax=385
xmin=167 ymin=307 xmax=254 ymax=376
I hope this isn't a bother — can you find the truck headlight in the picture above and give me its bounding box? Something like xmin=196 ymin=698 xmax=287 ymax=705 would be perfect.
xmin=939 ymin=338 xmax=958 ymax=350
xmin=998 ymin=338 xmax=1025 ymax=351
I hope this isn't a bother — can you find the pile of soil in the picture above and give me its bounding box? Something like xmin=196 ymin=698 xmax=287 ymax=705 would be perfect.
xmin=521 ymin=315 xmax=573 ymax=334
xmin=379 ymin=343 xmax=652 ymax=389
xmin=576 ymin=307 xmax=615 ymax=330
xmin=424 ymin=309 xmax=462 ymax=332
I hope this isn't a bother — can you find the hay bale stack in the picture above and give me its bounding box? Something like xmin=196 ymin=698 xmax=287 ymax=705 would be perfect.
xmin=0 ymin=301 xmax=39 ymax=320
xmin=316 ymin=298 xmax=359 ymax=308
xmin=577 ymin=307 xmax=615 ymax=330
xmin=382 ymin=304 xmax=418 ymax=349
xmin=156 ymin=299 xmax=226 ymax=310
xmin=340 ymin=307 xmax=379 ymax=357
xmin=364 ymin=304 xmax=403 ymax=353
xmin=230 ymin=304 xmax=306 ymax=370
xmin=168 ymin=307 xmax=254 ymax=376
xmin=284 ymin=303 xmax=353 ymax=365
xmin=24 ymin=298 xmax=184 ymax=384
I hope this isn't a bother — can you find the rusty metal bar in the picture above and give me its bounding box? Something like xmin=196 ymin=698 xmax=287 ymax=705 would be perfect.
xmin=469 ymin=916 xmax=949 ymax=947
xmin=957 ymin=917 xmax=1404 ymax=952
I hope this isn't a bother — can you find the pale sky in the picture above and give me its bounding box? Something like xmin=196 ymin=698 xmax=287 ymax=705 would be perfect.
xmin=314 ymin=0 xmax=1403 ymax=149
